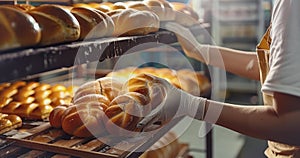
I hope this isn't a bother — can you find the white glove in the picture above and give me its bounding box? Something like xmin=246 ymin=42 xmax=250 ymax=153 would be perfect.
xmin=164 ymin=22 xmax=211 ymax=64
xmin=137 ymin=75 xmax=207 ymax=129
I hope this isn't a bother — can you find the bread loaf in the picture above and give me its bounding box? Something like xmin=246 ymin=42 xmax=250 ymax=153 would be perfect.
xmin=0 ymin=113 xmax=22 ymax=134
xmin=171 ymin=2 xmax=200 ymax=26
xmin=0 ymin=102 xmax=53 ymax=120
xmin=71 ymin=7 xmax=114 ymax=40
xmin=144 ymin=0 xmax=176 ymax=22
xmin=74 ymin=77 xmax=122 ymax=102
xmin=50 ymin=100 xmax=109 ymax=137
xmin=0 ymin=81 xmax=74 ymax=120
xmin=106 ymin=67 xmax=210 ymax=96
xmin=104 ymin=92 xmax=151 ymax=136
xmin=62 ymin=102 xmax=108 ymax=137
xmin=110 ymin=2 xmax=128 ymax=10
xmin=49 ymin=75 xmax=165 ymax=137
xmin=49 ymin=105 xmax=68 ymax=128
xmin=104 ymin=74 xmax=165 ymax=136
xmin=74 ymin=2 xmax=111 ymax=13
xmin=49 ymin=77 xmax=122 ymax=137
xmin=28 ymin=4 xmax=80 ymax=46
xmin=126 ymin=1 xmax=151 ymax=11
xmin=0 ymin=6 xmax=41 ymax=51
xmin=177 ymin=69 xmax=210 ymax=96
xmin=107 ymin=8 xmax=159 ymax=36
xmin=3 ymin=4 xmax=35 ymax=12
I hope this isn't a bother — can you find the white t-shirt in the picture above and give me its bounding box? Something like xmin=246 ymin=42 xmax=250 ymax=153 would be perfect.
xmin=262 ymin=0 xmax=300 ymax=97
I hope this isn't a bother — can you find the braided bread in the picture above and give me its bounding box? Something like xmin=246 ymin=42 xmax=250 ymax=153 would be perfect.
xmin=50 ymin=77 xmax=122 ymax=137
xmin=62 ymin=102 xmax=107 ymax=137
xmin=74 ymin=77 xmax=123 ymax=102
xmin=0 ymin=113 xmax=22 ymax=134
xmin=106 ymin=67 xmax=210 ymax=96
xmin=0 ymin=81 xmax=74 ymax=120
xmin=104 ymin=74 xmax=166 ymax=136
xmin=49 ymin=75 xmax=166 ymax=137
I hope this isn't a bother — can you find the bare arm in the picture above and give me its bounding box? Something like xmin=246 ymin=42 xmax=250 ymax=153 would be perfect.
xmin=193 ymin=45 xmax=260 ymax=80
xmin=202 ymin=92 xmax=300 ymax=146
xmin=166 ymin=22 xmax=260 ymax=80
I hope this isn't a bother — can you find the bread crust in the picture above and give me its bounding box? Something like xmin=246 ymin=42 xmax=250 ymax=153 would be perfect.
xmin=28 ymin=4 xmax=80 ymax=46
xmin=108 ymin=8 xmax=159 ymax=36
xmin=0 ymin=6 xmax=41 ymax=51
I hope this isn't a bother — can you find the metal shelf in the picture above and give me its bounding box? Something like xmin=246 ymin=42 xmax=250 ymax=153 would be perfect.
xmin=222 ymin=37 xmax=258 ymax=44
xmin=0 ymin=31 xmax=177 ymax=83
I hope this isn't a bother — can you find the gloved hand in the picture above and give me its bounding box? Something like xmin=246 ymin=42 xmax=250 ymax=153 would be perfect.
xmin=164 ymin=22 xmax=211 ymax=64
xmin=137 ymin=74 xmax=207 ymax=130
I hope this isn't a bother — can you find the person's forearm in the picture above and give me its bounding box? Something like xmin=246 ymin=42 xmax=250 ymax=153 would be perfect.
xmin=204 ymin=45 xmax=260 ymax=80
xmin=200 ymin=99 xmax=300 ymax=146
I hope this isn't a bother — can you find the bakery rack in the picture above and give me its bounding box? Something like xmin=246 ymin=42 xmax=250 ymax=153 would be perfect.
xmin=0 ymin=117 xmax=189 ymax=158
xmin=0 ymin=13 xmax=213 ymax=157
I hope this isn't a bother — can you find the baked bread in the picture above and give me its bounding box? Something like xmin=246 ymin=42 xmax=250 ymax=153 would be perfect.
xmin=0 ymin=81 xmax=74 ymax=120
xmin=106 ymin=67 xmax=210 ymax=96
xmin=61 ymin=102 xmax=107 ymax=137
xmin=126 ymin=1 xmax=151 ymax=12
xmin=48 ymin=77 xmax=122 ymax=137
xmin=144 ymin=0 xmax=176 ymax=22
xmin=15 ymin=4 xmax=35 ymax=11
xmin=49 ymin=105 xmax=68 ymax=128
xmin=0 ymin=6 xmax=41 ymax=51
xmin=140 ymin=132 xmax=180 ymax=158
xmin=171 ymin=2 xmax=200 ymax=26
xmin=0 ymin=113 xmax=22 ymax=134
xmin=71 ymin=7 xmax=114 ymax=40
xmin=110 ymin=2 xmax=128 ymax=10
xmin=28 ymin=4 xmax=80 ymax=46
xmin=104 ymin=74 xmax=166 ymax=136
xmin=0 ymin=102 xmax=53 ymax=120
xmin=72 ymin=3 xmax=91 ymax=8
xmin=49 ymin=78 xmax=117 ymax=137
xmin=2 ymin=4 xmax=35 ymax=12
xmin=74 ymin=77 xmax=123 ymax=102
xmin=50 ymin=75 xmax=165 ymax=137
xmin=107 ymin=8 xmax=159 ymax=36
xmin=177 ymin=69 xmax=210 ymax=96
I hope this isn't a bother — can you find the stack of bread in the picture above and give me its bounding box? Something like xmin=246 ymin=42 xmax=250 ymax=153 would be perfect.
xmin=49 ymin=74 xmax=166 ymax=137
xmin=106 ymin=67 xmax=211 ymax=96
xmin=0 ymin=81 xmax=74 ymax=120
xmin=0 ymin=0 xmax=200 ymax=51
xmin=0 ymin=113 xmax=22 ymax=134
